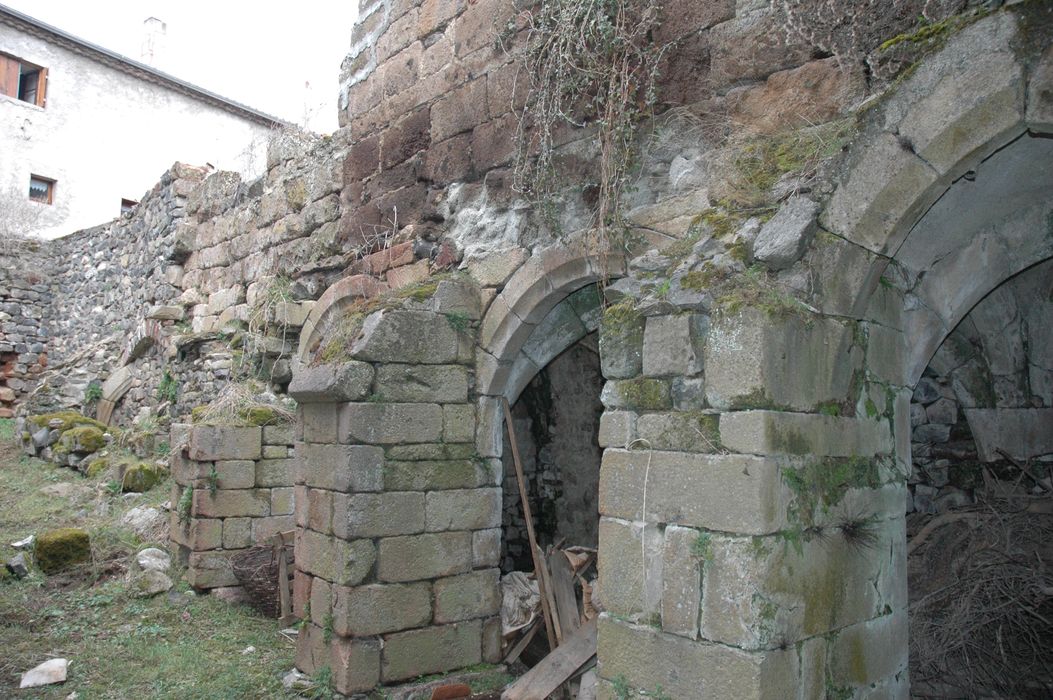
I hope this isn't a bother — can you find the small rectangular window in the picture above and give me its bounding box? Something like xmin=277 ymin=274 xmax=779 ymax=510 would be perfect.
xmin=29 ymin=175 xmax=55 ymax=204
xmin=121 ymin=198 xmax=138 ymax=214
xmin=0 ymin=53 xmax=47 ymax=107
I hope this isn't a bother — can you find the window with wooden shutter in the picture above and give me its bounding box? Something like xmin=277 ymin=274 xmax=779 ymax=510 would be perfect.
xmin=0 ymin=54 xmax=18 ymax=98
xmin=0 ymin=52 xmax=47 ymax=106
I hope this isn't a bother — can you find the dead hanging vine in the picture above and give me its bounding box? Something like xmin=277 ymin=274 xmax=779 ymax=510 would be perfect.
xmin=504 ymin=0 xmax=666 ymax=254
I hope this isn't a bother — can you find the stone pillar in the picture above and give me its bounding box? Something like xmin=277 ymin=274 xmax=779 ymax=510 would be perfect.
xmin=289 ymin=292 xmax=499 ymax=696
xmin=170 ymin=423 xmax=296 ymax=590
xmin=594 ymin=305 xmax=909 ymax=699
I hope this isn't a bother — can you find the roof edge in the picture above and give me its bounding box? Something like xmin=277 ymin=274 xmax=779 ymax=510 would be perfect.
xmin=0 ymin=3 xmax=289 ymax=128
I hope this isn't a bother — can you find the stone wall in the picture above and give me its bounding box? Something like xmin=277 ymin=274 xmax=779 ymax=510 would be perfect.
xmin=170 ymin=423 xmax=296 ymax=590
xmin=0 ymin=241 xmax=50 ymax=417
xmin=286 ymin=277 xmax=501 ymax=696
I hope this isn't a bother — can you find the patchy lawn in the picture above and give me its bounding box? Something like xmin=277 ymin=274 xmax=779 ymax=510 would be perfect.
xmin=0 ymin=418 xmax=296 ymax=698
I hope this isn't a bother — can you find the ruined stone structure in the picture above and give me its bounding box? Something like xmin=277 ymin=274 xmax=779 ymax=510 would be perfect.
xmin=2 ymin=0 xmax=1052 ymax=696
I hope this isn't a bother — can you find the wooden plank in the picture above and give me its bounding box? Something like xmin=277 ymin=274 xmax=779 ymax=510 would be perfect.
xmin=537 ymin=544 xmax=562 ymax=645
xmin=503 ymin=619 xmax=540 ymax=665
xmin=548 ymin=549 xmax=580 ymax=634
xmin=0 ymin=56 xmax=18 ymax=98
xmin=502 ymin=617 xmax=598 ymax=700
xmin=503 ymin=397 xmax=557 ymax=651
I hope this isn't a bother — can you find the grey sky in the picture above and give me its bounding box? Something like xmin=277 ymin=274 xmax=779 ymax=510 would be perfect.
xmin=2 ymin=1 xmax=360 ymax=132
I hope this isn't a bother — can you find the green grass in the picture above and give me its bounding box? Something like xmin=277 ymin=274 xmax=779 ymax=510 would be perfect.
xmin=0 ymin=419 xmax=295 ymax=698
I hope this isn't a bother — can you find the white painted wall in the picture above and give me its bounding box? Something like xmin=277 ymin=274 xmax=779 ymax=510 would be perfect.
xmin=0 ymin=22 xmax=276 ymax=239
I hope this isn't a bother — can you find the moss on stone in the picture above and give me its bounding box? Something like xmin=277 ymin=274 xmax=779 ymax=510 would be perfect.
xmin=783 ymin=456 xmax=883 ymax=523
xmin=59 ymin=425 xmax=107 ymax=453
xmin=85 ymin=457 xmax=110 ymax=478
xmin=601 ymin=298 xmax=643 ymax=335
xmin=28 ymin=411 xmax=109 ymax=433
xmin=396 ymin=279 xmax=440 ymax=302
xmin=616 ymin=378 xmax=671 ymax=411
xmin=241 ymin=406 xmax=281 ymax=426
xmin=35 ymin=527 xmax=91 ymax=574
xmin=121 ymin=462 xmax=164 ymax=493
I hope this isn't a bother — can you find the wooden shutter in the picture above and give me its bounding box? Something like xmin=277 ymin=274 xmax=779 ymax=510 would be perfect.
xmin=0 ymin=55 xmax=18 ymax=98
xmin=35 ymin=66 xmax=47 ymax=107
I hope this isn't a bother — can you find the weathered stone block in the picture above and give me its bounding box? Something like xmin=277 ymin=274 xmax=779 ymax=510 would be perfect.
xmin=351 ymin=310 xmax=465 ymax=364
xmin=271 ymin=487 xmax=294 ymax=516
xmin=339 ymin=402 xmax=444 ymax=444
xmin=443 ymin=403 xmax=476 ymax=444
xmin=188 ymin=426 xmax=262 ymax=461
xmin=289 ymin=362 xmax=374 ymax=402
xmin=703 ymin=310 xmax=861 ymax=412
xmin=522 ymin=299 xmax=588 ymax=369
xmin=642 ymin=314 xmax=705 ymax=377
xmin=753 ymin=196 xmax=820 ymax=271
xmin=301 ymin=403 xmax=339 ymax=443
xmin=596 ymin=616 xmax=797 ymax=700
xmin=193 ymin=489 xmax=270 ymax=518
xmin=597 ymin=517 xmax=664 ymax=616
xmin=310 ymin=577 xmax=333 ymax=626
xmin=381 ymin=621 xmax=483 ymax=682
xmin=1028 ymin=45 xmax=1053 ymax=133
xmin=299 ymin=442 xmax=384 ymax=492
xmin=472 ymin=528 xmax=501 ymax=568
xmin=377 ymin=532 xmax=473 ymax=582
xmin=187 ymin=551 xmax=239 ymax=589
xmin=172 ymin=517 xmax=223 ymax=551
xmin=253 ymin=515 xmax=295 ymax=543
xmin=599 ymin=449 xmax=787 ymax=534
xmin=719 ymin=411 xmax=892 ymax=458
xmin=635 ymin=412 xmax=721 ymax=453
xmin=425 ymin=488 xmax=501 ymax=532
xmin=254 ymin=458 xmax=293 ymax=487
xmin=331 ymin=636 xmax=382 ymax=696
xmin=600 ymin=378 xmax=672 ymax=411
xmin=599 ymin=305 xmax=645 ymax=379
xmin=384 ymin=459 xmax=490 ymax=491
xmin=263 ymin=424 xmax=295 ymax=446
xmin=662 ymin=525 xmax=703 ymax=640
xmin=374 ymin=364 xmax=469 ymax=403
xmin=307 ymin=487 xmax=334 ymax=534
xmin=702 ymin=520 xmax=905 ymax=647
xmin=222 ymin=518 xmax=251 ymax=549
xmin=598 ymin=411 xmax=637 ymax=449
xmin=332 ymin=582 xmax=433 ymax=637
xmin=296 ymin=529 xmax=375 ymax=586
xmin=333 ymin=492 xmax=426 ymax=538
xmin=827 ymin=611 xmax=908 ymax=690
xmin=433 ymin=569 xmax=501 ymax=623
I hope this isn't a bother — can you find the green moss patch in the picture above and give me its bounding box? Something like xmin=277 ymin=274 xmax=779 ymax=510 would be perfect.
xmin=616 ymin=378 xmax=671 ymax=411
xmin=120 ymin=462 xmax=165 ymax=493
xmin=35 ymin=527 xmax=91 ymax=574
xmin=59 ymin=425 xmax=107 ymax=453
xmin=28 ymin=411 xmax=109 ymax=433
xmin=783 ymin=456 xmax=883 ymax=523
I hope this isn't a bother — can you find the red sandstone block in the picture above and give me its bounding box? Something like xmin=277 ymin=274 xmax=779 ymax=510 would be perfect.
xmin=382 ymin=108 xmax=432 ymax=170
xmin=345 ymin=134 xmax=382 ymax=183
xmin=381 ymin=42 xmax=424 ymax=98
xmin=486 ymin=62 xmax=527 ymax=119
xmin=656 ymin=0 xmax=734 ymax=43
xmin=352 ymin=241 xmax=416 ymax=275
xmin=418 ymin=0 xmax=463 ymax=38
xmin=431 ymin=77 xmax=488 ymax=142
xmin=471 ymin=113 xmax=517 ymax=172
xmin=452 ymin=0 xmax=512 ymax=57
xmin=376 ymin=8 xmax=420 ymax=64
xmin=386 ymin=259 xmax=431 ymax=289
xmin=422 ymin=133 xmax=473 ymax=185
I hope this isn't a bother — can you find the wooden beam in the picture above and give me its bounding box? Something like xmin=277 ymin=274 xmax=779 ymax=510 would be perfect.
xmin=501 ymin=618 xmax=598 ymax=700
xmin=502 ymin=397 xmax=558 ymax=651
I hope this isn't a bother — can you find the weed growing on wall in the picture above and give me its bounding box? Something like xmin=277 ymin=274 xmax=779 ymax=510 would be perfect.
xmin=506 ymin=0 xmax=666 ymax=256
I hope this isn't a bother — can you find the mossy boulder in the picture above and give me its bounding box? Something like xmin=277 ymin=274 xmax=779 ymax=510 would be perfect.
xmin=28 ymin=411 xmax=108 ymax=433
xmin=35 ymin=528 xmax=91 ymax=574
xmin=58 ymin=425 xmax=107 ymax=454
xmin=85 ymin=457 xmax=110 ymax=478
xmin=120 ymin=462 xmax=164 ymax=493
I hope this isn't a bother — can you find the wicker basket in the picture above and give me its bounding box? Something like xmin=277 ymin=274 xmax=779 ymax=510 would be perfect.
xmin=231 ymin=543 xmax=292 ymax=618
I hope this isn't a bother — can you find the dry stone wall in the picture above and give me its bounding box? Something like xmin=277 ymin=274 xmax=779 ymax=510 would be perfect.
xmin=170 ymin=423 xmax=296 ymax=590
xmin=0 ymin=242 xmax=50 ymax=417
